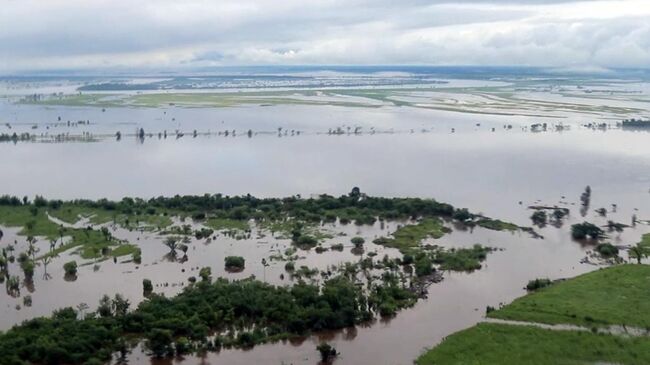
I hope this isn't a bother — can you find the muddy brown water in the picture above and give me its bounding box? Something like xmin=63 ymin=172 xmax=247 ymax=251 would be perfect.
xmin=1 ymin=101 xmax=650 ymax=364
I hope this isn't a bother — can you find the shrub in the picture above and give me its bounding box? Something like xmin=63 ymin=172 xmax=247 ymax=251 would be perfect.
xmin=175 ymin=337 xmax=191 ymax=355
xmin=146 ymin=329 xmax=174 ymax=358
xmin=199 ymin=267 xmax=212 ymax=281
xmin=453 ymin=208 xmax=472 ymax=222
xmin=530 ymin=210 xmax=547 ymax=226
xmin=284 ymin=261 xmax=295 ymax=272
xmin=351 ymin=237 xmax=365 ymax=248
xmin=553 ymin=209 xmax=567 ymax=221
xmin=225 ymin=256 xmax=245 ymax=271
xmin=63 ymin=261 xmax=78 ymax=276
xmin=143 ymin=279 xmax=153 ymax=295
xmin=192 ymin=212 xmax=206 ymax=221
xmin=526 ymin=278 xmax=552 ymax=291
xmin=133 ymin=249 xmax=142 ymax=264
xmin=21 ymin=260 xmax=35 ymax=279
xmin=571 ymin=222 xmax=604 ymax=240
xmin=415 ymin=256 xmax=433 ymax=277
xmin=194 ymin=228 xmax=214 ymax=240
xmin=236 ymin=332 xmax=256 ymax=347
xmin=596 ymin=243 xmax=619 ymax=257
xmin=317 ymin=343 xmax=338 ymax=362
xmin=296 ymin=235 xmax=317 ymax=247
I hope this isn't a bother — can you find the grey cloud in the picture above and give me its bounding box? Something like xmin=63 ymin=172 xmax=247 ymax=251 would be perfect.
xmin=0 ymin=0 xmax=648 ymax=72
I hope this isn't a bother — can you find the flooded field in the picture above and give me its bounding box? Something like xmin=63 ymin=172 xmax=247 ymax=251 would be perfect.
xmin=1 ymin=74 xmax=650 ymax=364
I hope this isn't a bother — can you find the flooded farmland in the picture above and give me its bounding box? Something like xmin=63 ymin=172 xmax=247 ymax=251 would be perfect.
xmin=1 ymin=73 xmax=650 ymax=364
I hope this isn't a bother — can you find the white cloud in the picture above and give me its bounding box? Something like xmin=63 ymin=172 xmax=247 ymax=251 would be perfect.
xmin=1 ymin=0 xmax=649 ymax=72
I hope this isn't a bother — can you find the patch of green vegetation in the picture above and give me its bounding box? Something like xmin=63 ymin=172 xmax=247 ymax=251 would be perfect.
xmin=0 ymin=204 xmax=137 ymax=260
xmin=373 ymin=218 xmax=447 ymax=253
xmin=21 ymin=94 xmax=122 ymax=107
xmin=224 ymin=256 xmax=245 ymax=271
xmin=25 ymin=91 xmax=376 ymax=109
xmin=629 ymin=233 xmax=650 ymax=264
xmin=571 ymin=222 xmax=605 ymax=240
xmin=0 ymin=275 xmax=414 ymax=364
xmin=489 ymin=265 xmax=650 ymax=328
xmin=263 ymin=220 xmax=332 ymax=245
xmin=49 ymin=204 xmax=173 ymax=229
xmin=475 ymin=218 xmax=519 ymax=231
xmin=107 ymin=244 xmax=139 ymax=258
xmin=417 ymin=322 xmax=650 ymax=365
xmin=432 ymin=244 xmax=494 ymax=271
xmin=0 ymin=205 xmax=60 ymax=239
xmin=596 ymin=243 xmax=619 ymax=257
xmin=526 ymin=278 xmax=553 ymax=291
xmin=205 ymin=218 xmax=250 ymax=232
xmin=44 ymin=229 xmax=130 ymax=260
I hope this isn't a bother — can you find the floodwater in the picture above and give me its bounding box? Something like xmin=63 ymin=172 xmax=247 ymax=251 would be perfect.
xmin=1 ymin=95 xmax=650 ymax=364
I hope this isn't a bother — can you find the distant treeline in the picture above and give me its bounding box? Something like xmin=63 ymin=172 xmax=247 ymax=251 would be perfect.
xmin=0 ymin=188 xmax=461 ymax=226
xmin=621 ymin=119 xmax=650 ymax=128
xmin=0 ymin=133 xmax=32 ymax=143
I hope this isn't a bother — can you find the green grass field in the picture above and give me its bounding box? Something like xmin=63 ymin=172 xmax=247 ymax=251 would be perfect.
xmin=418 ymin=264 xmax=650 ymax=365
xmin=417 ymin=322 xmax=650 ymax=365
xmin=488 ymin=265 xmax=650 ymax=328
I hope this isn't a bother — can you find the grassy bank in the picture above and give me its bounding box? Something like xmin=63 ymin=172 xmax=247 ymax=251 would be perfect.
xmin=417 ymin=322 xmax=650 ymax=365
xmin=488 ymin=265 xmax=650 ymax=328
xmin=418 ymin=264 xmax=650 ymax=364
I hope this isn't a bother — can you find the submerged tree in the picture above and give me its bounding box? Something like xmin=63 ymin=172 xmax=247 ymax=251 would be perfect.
xmin=163 ymin=237 xmax=179 ymax=253
xmin=629 ymin=243 xmax=650 ymax=264
xmin=580 ymin=185 xmax=591 ymax=217
xmin=316 ymin=343 xmax=338 ymax=363
xmin=530 ymin=210 xmax=547 ymax=226
xmin=571 ymin=222 xmax=604 ymax=240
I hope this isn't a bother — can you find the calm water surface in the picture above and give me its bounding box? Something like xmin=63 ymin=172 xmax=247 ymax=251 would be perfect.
xmin=1 ymin=102 xmax=649 ymax=364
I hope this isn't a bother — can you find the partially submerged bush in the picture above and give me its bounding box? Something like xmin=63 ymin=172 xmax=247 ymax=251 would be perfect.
xmin=143 ymin=279 xmax=153 ymax=295
xmin=295 ymin=235 xmax=317 ymax=247
xmin=351 ymin=237 xmax=365 ymax=248
xmin=571 ymin=222 xmax=604 ymax=240
xmin=284 ymin=261 xmax=295 ymax=272
xmin=414 ymin=255 xmax=433 ymax=277
xmin=596 ymin=243 xmax=619 ymax=257
xmin=526 ymin=278 xmax=552 ymax=291
xmin=133 ymin=249 xmax=142 ymax=264
xmin=63 ymin=261 xmax=78 ymax=276
xmin=453 ymin=208 xmax=473 ymax=222
xmin=20 ymin=260 xmax=35 ymax=279
xmin=225 ymin=256 xmax=245 ymax=271
xmin=530 ymin=210 xmax=548 ymax=226
xmin=194 ymin=228 xmax=214 ymax=240
xmin=199 ymin=266 xmax=212 ymax=281
xmin=316 ymin=342 xmax=338 ymax=363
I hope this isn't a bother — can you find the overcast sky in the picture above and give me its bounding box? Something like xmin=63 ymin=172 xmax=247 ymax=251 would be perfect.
xmin=1 ymin=0 xmax=649 ymax=73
